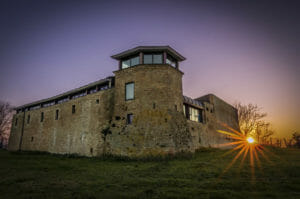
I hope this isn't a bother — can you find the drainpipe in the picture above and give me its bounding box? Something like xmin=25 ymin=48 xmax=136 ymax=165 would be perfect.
xmin=18 ymin=108 xmax=26 ymax=151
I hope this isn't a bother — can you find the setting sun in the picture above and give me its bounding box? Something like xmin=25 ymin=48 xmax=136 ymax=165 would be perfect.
xmin=247 ymin=137 xmax=255 ymax=144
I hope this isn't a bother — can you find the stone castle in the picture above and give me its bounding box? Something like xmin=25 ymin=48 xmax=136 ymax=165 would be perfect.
xmin=8 ymin=46 xmax=239 ymax=157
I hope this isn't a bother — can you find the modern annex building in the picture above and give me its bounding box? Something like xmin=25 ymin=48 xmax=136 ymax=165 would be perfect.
xmin=8 ymin=46 xmax=239 ymax=157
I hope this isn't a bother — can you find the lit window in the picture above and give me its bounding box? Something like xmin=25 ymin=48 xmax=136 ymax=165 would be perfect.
xmin=125 ymin=82 xmax=134 ymax=100
xmin=188 ymin=106 xmax=203 ymax=123
xmin=127 ymin=114 xmax=133 ymax=124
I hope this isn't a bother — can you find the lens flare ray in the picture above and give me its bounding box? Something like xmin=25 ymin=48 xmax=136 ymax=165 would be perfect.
xmin=217 ymin=124 xmax=272 ymax=181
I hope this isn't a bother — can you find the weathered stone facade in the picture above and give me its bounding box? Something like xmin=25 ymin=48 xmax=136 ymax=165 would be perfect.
xmin=8 ymin=46 xmax=239 ymax=157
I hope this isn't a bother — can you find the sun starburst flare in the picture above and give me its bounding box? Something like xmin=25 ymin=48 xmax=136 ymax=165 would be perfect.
xmin=216 ymin=123 xmax=274 ymax=182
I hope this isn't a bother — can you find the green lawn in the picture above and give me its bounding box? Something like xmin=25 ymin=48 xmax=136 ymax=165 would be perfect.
xmin=0 ymin=147 xmax=299 ymax=199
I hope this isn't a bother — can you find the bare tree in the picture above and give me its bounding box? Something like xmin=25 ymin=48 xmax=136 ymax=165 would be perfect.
xmin=235 ymin=103 xmax=274 ymax=142
xmin=283 ymin=138 xmax=294 ymax=148
xmin=0 ymin=101 xmax=14 ymax=148
xmin=292 ymin=132 xmax=300 ymax=148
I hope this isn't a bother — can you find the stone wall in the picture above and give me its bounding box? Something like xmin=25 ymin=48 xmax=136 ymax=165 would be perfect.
xmin=104 ymin=65 xmax=193 ymax=156
xmin=196 ymin=94 xmax=239 ymax=130
xmin=8 ymin=89 xmax=114 ymax=157
xmin=8 ymin=66 xmax=240 ymax=157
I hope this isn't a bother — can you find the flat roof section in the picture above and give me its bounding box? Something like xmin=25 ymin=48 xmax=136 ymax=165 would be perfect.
xmin=16 ymin=76 xmax=114 ymax=111
xmin=111 ymin=46 xmax=186 ymax=61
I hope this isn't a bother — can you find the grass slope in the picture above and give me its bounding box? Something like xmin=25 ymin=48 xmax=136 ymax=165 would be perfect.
xmin=0 ymin=147 xmax=299 ymax=199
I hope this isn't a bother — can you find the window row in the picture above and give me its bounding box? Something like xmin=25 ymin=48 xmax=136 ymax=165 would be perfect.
xmin=15 ymin=100 xmax=100 ymax=126
xmin=17 ymin=84 xmax=109 ymax=113
xmin=24 ymin=109 xmax=62 ymax=124
xmin=18 ymin=112 xmax=135 ymax=126
xmin=121 ymin=53 xmax=177 ymax=69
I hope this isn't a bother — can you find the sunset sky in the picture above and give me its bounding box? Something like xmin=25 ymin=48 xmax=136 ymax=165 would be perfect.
xmin=0 ymin=0 xmax=299 ymax=138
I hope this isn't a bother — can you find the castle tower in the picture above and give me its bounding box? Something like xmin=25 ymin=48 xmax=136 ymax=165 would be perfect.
xmin=107 ymin=46 xmax=191 ymax=156
xmin=112 ymin=46 xmax=185 ymax=115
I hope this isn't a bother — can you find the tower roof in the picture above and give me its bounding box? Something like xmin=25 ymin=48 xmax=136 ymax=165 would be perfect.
xmin=111 ymin=46 xmax=186 ymax=61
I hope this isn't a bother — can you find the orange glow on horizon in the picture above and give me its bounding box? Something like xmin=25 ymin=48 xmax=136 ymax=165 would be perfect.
xmin=217 ymin=123 xmax=274 ymax=182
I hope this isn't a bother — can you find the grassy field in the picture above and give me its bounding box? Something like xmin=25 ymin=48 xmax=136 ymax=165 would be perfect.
xmin=0 ymin=147 xmax=299 ymax=199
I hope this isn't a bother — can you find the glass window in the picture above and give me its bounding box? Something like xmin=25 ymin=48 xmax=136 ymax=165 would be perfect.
xmin=153 ymin=54 xmax=162 ymax=64
xmin=127 ymin=114 xmax=133 ymax=124
xmin=166 ymin=58 xmax=171 ymax=65
xmin=166 ymin=57 xmax=176 ymax=67
xmin=189 ymin=106 xmax=200 ymax=122
xmin=125 ymin=82 xmax=134 ymax=100
xmin=144 ymin=54 xmax=152 ymax=64
xmin=122 ymin=59 xmax=130 ymax=69
xmin=131 ymin=56 xmax=139 ymax=66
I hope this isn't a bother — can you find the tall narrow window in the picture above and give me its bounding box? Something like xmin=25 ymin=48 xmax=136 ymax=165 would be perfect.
xmin=125 ymin=82 xmax=134 ymax=100
xmin=40 ymin=112 xmax=44 ymax=122
xmin=55 ymin=110 xmax=59 ymax=120
xmin=189 ymin=107 xmax=199 ymax=122
xmin=198 ymin=109 xmax=203 ymax=123
xmin=127 ymin=114 xmax=133 ymax=124
xmin=15 ymin=118 xmax=18 ymax=126
xmin=187 ymin=106 xmax=202 ymax=123
xmin=27 ymin=115 xmax=30 ymax=124
xmin=72 ymin=105 xmax=76 ymax=114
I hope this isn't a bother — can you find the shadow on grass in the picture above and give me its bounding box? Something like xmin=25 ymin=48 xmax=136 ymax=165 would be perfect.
xmin=6 ymin=147 xmax=220 ymax=162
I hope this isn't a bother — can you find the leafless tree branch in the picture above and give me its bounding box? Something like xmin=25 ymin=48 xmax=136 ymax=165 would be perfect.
xmin=234 ymin=102 xmax=274 ymax=142
xmin=0 ymin=101 xmax=14 ymax=148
